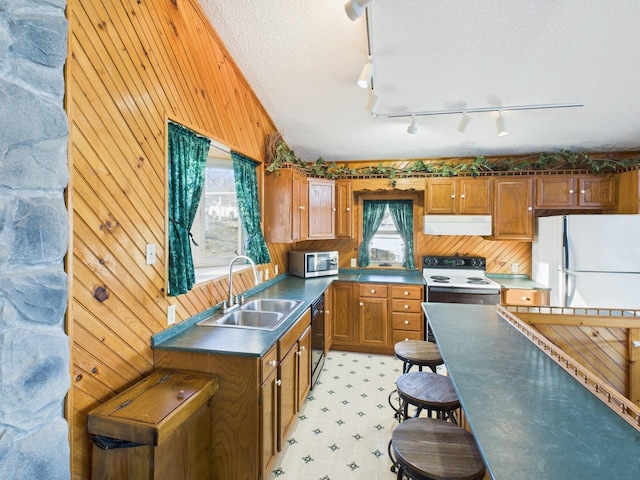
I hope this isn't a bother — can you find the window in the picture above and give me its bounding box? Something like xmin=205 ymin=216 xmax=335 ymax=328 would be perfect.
xmin=192 ymin=149 xmax=245 ymax=274
xmin=369 ymin=205 xmax=404 ymax=267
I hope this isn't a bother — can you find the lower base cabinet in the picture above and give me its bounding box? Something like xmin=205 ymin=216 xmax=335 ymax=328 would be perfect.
xmin=501 ymin=288 xmax=550 ymax=306
xmin=330 ymin=282 xmax=424 ymax=354
xmin=154 ymin=309 xmax=311 ymax=480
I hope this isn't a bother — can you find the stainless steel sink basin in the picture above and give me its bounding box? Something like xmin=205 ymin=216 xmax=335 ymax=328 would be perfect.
xmin=197 ymin=298 xmax=302 ymax=330
xmin=240 ymin=299 xmax=300 ymax=313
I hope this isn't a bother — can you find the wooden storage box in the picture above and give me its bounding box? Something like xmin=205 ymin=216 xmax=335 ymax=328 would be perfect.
xmin=87 ymin=369 xmax=219 ymax=480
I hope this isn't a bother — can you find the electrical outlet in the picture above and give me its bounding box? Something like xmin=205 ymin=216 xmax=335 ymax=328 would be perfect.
xmin=511 ymin=263 xmax=519 ymax=273
xmin=146 ymin=244 xmax=156 ymax=265
xmin=351 ymin=258 xmax=357 ymax=267
xmin=167 ymin=304 xmax=176 ymax=325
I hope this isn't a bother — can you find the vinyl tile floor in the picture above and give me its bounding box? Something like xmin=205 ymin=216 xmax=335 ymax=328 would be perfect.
xmin=266 ymin=350 xmax=446 ymax=480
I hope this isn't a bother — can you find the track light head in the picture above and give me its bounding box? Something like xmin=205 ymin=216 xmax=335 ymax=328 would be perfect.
xmin=496 ymin=111 xmax=508 ymax=136
xmin=407 ymin=116 xmax=418 ymax=135
xmin=357 ymin=60 xmax=374 ymax=88
xmin=457 ymin=113 xmax=472 ymax=133
xmin=365 ymin=90 xmax=381 ymax=113
xmin=345 ymin=0 xmax=374 ymax=21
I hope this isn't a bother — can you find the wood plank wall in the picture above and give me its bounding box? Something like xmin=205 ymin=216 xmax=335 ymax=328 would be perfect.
xmin=66 ymin=1 xmax=283 ymax=477
xmin=66 ymin=1 xmax=533 ymax=478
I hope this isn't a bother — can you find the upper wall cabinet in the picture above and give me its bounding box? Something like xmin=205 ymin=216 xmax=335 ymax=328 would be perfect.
xmin=307 ymin=178 xmax=335 ymax=239
xmin=264 ymin=169 xmax=308 ymax=243
xmin=335 ymin=180 xmax=353 ymax=239
xmin=535 ymin=175 xmax=616 ymax=209
xmin=493 ymin=177 xmax=534 ymax=241
xmin=425 ymin=177 xmax=491 ymax=214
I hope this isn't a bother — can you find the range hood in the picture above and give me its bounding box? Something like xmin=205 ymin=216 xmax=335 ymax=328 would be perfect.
xmin=423 ymin=215 xmax=492 ymax=236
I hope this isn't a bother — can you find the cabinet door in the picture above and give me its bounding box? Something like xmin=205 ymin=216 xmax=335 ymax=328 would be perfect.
xmin=426 ymin=178 xmax=456 ymax=213
xmin=260 ymin=368 xmax=278 ymax=475
xmin=297 ymin=326 xmax=311 ymax=408
xmin=278 ymin=346 xmax=297 ymax=449
xmin=308 ymin=178 xmax=335 ymax=239
xmin=264 ymin=169 xmax=294 ymax=243
xmin=357 ymin=296 xmax=389 ymax=349
xmin=578 ymin=176 xmax=615 ymax=207
xmin=331 ymin=282 xmax=355 ymax=344
xmin=535 ymin=176 xmax=576 ymax=208
xmin=291 ymin=172 xmax=308 ymax=242
xmin=335 ymin=180 xmax=353 ymax=238
xmin=493 ymin=177 xmax=534 ymax=241
xmin=459 ymin=178 xmax=491 ymax=214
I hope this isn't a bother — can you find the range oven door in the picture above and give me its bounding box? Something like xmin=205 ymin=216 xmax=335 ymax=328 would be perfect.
xmin=426 ymin=286 xmax=501 ymax=305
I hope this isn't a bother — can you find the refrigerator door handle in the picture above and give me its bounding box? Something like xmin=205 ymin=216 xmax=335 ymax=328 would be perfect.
xmin=564 ymin=271 xmax=575 ymax=307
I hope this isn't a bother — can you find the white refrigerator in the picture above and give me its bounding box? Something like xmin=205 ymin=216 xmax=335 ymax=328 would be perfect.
xmin=532 ymin=214 xmax=640 ymax=309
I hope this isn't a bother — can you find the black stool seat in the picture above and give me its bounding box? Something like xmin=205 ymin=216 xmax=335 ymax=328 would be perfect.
xmin=391 ymin=418 xmax=486 ymax=480
xmin=394 ymin=340 xmax=443 ymax=374
xmin=396 ymin=371 xmax=460 ymax=422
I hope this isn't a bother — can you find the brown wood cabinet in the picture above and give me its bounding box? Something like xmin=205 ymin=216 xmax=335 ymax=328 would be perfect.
xmin=357 ymin=284 xmax=389 ymax=350
xmin=493 ymin=177 xmax=534 ymax=241
xmin=335 ymin=179 xmax=353 ymax=238
xmin=264 ymin=168 xmax=308 ymax=243
xmin=535 ymin=175 xmax=616 ymax=209
xmin=501 ymin=288 xmax=550 ymax=307
xmin=390 ymin=285 xmax=425 ymax=344
xmin=330 ymin=282 xmax=355 ymax=344
xmin=426 ymin=177 xmax=491 ymax=214
xmin=87 ymin=370 xmax=218 ymax=480
xmin=308 ymin=178 xmax=335 ymax=239
xmin=154 ymin=310 xmax=311 ymax=480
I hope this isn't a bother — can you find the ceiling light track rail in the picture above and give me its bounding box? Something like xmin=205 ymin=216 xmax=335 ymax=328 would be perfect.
xmin=374 ymin=103 xmax=584 ymax=120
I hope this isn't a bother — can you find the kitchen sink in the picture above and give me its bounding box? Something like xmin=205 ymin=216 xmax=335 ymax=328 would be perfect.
xmin=240 ymin=298 xmax=300 ymax=313
xmin=197 ymin=298 xmax=303 ymax=330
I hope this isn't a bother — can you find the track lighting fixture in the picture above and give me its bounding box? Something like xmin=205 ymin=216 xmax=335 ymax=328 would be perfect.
xmin=496 ymin=111 xmax=508 ymax=136
xmin=357 ymin=58 xmax=374 ymax=88
xmin=407 ymin=116 xmax=418 ymax=135
xmin=344 ymin=0 xmax=374 ymax=21
xmin=365 ymin=90 xmax=381 ymax=113
xmin=457 ymin=113 xmax=472 ymax=133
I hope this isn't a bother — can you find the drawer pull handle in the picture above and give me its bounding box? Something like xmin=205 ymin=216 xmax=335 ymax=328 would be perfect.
xmin=269 ymin=360 xmax=277 ymax=367
xmin=359 ymin=302 xmax=364 ymax=306
xmin=404 ymin=291 xmax=409 ymax=296
xmin=522 ymin=297 xmax=531 ymax=301
xmin=177 ymin=390 xmax=185 ymax=400
xmin=276 ymin=379 xmax=282 ymax=387
xmin=404 ymin=305 xmax=409 ymax=309
xmin=404 ymin=320 xmax=409 ymax=325
xmin=370 ymin=289 xmax=375 ymax=293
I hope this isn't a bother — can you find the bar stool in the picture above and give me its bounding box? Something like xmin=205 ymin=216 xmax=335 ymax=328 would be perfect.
xmin=394 ymin=340 xmax=443 ymax=374
xmin=396 ymin=371 xmax=460 ymax=423
xmin=390 ymin=417 xmax=486 ymax=480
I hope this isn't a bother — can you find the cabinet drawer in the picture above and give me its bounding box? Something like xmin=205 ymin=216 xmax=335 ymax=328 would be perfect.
xmin=391 ymin=285 xmax=423 ymax=300
xmin=391 ymin=298 xmax=422 ymax=313
xmin=359 ymin=284 xmax=388 ymax=298
xmin=261 ymin=345 xmax=278 ymax=384
xmin=392 ymin=330 xmax=424 ymax=344
xmin=501 ymin=288 xmax=549 ymax=306
xmin=392 ymin=312 xmax=423 ymax=331
xmin=279 ymin=309 xmax=311 ymax=358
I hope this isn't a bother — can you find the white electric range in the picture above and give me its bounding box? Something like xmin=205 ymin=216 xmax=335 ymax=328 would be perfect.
xmin=422 ymin=255 xmax=501 ymax=305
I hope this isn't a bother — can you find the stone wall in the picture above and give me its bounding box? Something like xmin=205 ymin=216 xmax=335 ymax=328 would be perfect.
xmin=0 ymin=0 xmax=70 ymax=479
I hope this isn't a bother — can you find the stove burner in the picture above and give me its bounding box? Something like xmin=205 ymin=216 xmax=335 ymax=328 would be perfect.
xmin=431 ymin=279 xmax=450 ymax=283
xmin=430 ymin=275 xmax=450 ymax=281
xmin=467 ymin=277 xmax=490 ymax=284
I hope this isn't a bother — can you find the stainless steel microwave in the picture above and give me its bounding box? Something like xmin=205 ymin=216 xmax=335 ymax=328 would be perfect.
xmin=289 ymin=250 xmax=339 ymax=278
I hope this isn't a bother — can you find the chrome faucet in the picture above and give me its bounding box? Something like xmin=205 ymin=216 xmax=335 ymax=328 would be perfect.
xmin=223 ymin=255 xmax=261 ymax=312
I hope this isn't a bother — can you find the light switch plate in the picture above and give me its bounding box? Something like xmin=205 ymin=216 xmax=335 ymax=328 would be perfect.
xmin=146 ymin=244 xmax=156 ymax=265
xmin=351 ymin=258 xmax=357 ymax=267
xmin=167 ymin=304 xmax=176 ymax=325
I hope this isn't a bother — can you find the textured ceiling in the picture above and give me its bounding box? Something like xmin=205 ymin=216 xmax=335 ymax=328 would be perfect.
xmin=199 ymin=0 xmax=640 ymax=162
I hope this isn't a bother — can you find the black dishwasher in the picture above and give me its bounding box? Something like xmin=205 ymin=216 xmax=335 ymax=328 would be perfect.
xmin=310 ymin=294 xmax=325 ymax=389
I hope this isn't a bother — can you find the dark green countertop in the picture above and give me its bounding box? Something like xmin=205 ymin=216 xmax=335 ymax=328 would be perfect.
xmin=153 ymin=269 xmax=424 ymax=358
xmin=423 ymin=303 xmax=640 ymax=479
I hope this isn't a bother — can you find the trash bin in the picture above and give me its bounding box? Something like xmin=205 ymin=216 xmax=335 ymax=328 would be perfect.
xmin=87 ymin=369 xmax=218 ymax=480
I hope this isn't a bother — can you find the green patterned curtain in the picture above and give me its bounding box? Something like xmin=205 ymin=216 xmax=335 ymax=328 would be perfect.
xmin=167 ymin=122 xmax=210 ymax=296
xmin=357 ymin=200 xmax=387 ymax=267
xmin=231 ymin=151 xmax=271 ymax=264
xmin=388 ymin=200 xmax=415 ymax=269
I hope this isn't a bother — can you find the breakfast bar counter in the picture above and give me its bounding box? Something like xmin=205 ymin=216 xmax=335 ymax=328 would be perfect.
xmin=423 ymin=303 xmax=640 ymax=480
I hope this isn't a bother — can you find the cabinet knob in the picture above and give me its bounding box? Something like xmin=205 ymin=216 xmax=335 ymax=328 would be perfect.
xmin=461 ymin=194 xmax=465 ymax=199
xmin=404 ymin=320 xmax=409 ymax=325
xmin=332 ymin=208 xmax=336 ymax=211
xmin=269 ymin=360 xmax=277 ymax=367
xmin=299 ymin=205 xmax=305 ymax=210
xmin=581 ymin=190 xmax=586 ymax=194
xmin=404 ymin=304 xmax=409 ymax=309
xmin=177 ymin=390 xmax=185 ymax=400
xmin=569 ymin=190 xmax=574 ymax=194
xmin=522 ymin=296 xmax=531 ymax=301
xmin=370 ymin=289 xmax=375 ymax=293
xmin=325 ymin=310 xmax=330 ymax=314
xmin=404 ymin=291 xmax=409 ymax=296
xmin=300 ymin=346 xmax=305 ymax=352
xmin=528 ymin=206 xmax=533 ymax=211
xmin=276 ymin=379 xmax=282 ymax=387
xmin=451 ymin=194 xmax=456 ymax=199
xmin=359 ymin=302 xmax=364 ymax=306
xmin=346 ymin=207 xmax=351 ymax=211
